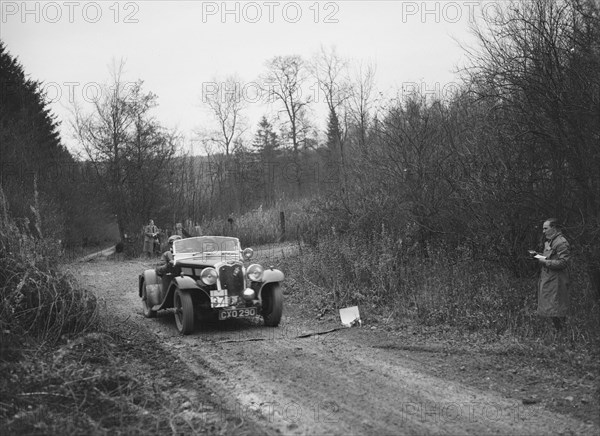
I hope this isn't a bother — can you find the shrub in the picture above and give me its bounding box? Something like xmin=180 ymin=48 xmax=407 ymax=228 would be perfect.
xmin=0 ymin=189 xmax=99 ymax=360
xmin=283 ymin=226 xmax=600 ymax=343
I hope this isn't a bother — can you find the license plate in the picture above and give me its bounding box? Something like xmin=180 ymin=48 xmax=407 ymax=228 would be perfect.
xmin=218 ymin=307 xmax=256 ymax=320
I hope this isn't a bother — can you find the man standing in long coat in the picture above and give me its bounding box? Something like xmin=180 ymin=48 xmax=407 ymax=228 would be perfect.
xmin=143 ymin=219 xmax=159 ymax=258
xmin=537 ymin=218 xmax=571 ymax=332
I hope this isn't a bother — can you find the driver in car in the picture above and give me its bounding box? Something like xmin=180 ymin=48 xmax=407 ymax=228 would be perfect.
xmin=156 ymin=235 xmax=182 ymax=276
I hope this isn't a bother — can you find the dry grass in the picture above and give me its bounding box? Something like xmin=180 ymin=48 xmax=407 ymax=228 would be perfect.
xmin=282 ymin=229 xmax=600 ymax=347
xmin=0 ymin=327 xmax=238 ymax=435
xmin=0 ymin=193 xmax=99 ymax=361
xmin=200 ymin=198 xmax=317 ymax=246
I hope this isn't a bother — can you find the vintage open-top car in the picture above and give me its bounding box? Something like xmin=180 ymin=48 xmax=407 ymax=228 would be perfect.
xmin=138 ymin=236 xmax=284 ymax=334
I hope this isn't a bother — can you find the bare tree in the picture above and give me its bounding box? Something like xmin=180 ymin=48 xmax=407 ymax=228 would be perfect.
xmin=262 ymin=55 xmax=313 ymax=194
xmin=202 ymin=74 xmax=247 ymax=156
xmin=346 ymin=60 xmax=377 ymax=152
xmin=311 ymin=46 xmax=350 ymax=172
xmin=262 ymin=55 xmax=311 ymax=154
xmin=72 ymin=60 xmax=179 ymax=238
xmin=456 ymin=0 xmax=600 ymax=272
xmin=464 ymin=0 xmax=600 ymax=212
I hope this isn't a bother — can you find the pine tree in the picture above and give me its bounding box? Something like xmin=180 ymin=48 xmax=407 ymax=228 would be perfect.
xmin=0 ymin=40 xmax=94 ymax=243
xmin=252 ymin=116 xmax=281 ymax=206
xmin=252 ymin=116 xmax=280 ymax=157
xmin=0 ymin=41 xmax=67 ymax=175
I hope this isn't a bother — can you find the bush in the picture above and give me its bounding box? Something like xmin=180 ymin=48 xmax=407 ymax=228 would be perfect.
xmin=0 ymin=189 xmax=99 ymax=360
xmin=283 ymin=227 xmax=600 ymax=343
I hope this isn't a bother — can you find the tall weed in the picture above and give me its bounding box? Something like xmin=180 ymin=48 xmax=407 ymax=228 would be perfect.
xmin=0 ymin=188 xmax=99 ymax=360
xmin=284 ymin=227 xmax=600 ymax=343
xmin=200 ymin=198 xmax=317 ymax=246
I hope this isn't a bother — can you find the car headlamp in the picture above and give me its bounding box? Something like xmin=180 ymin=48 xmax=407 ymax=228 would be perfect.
xmin=200 ymin=267 xmax=218 ymax=285
xmin=246 ymin=264 xmax=264 ymax=282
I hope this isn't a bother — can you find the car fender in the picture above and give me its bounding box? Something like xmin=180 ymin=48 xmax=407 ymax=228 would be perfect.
xmin=258 ymin=269 xmax=284 ymax=300
xmin=263 ymin=269 xmax=285 ymax=284
xmin=174 ymin=275 xmax=201 ymax=291
xmin=156 ymin=276 xmax=208 ymax=310
xmin=139 ymin=269 xmax=160 ymax=298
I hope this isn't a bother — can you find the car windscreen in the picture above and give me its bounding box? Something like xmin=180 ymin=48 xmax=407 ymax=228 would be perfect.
xmin=173 ymin=237 xmax=240 ymax=254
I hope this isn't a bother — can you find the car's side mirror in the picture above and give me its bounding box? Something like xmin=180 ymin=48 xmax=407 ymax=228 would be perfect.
xmin=242 ymin=248 xmax=254 ymax=260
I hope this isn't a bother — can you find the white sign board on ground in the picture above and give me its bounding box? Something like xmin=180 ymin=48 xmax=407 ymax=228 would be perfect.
xmin=339 ymin=306 xmax=361 ymax=327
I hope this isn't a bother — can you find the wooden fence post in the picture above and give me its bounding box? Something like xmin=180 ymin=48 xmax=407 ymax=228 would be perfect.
xmin=279 ymin=211 xmax=286 ymax=242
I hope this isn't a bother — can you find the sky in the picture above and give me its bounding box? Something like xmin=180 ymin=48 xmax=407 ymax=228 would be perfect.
xmin=0 ymin=0 xmax=489 ymax=155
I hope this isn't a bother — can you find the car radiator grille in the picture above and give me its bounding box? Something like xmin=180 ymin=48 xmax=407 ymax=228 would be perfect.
xmin=219 ymin=263 xmax=244 ymax=295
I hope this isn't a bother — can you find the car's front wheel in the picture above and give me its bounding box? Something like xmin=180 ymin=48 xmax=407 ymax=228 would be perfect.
xmin=142 ymin=282 xmax=157 ymax=318
xmin=262 ymin=284 xmax=283 ymax=327
xmin=174 ymin=288 xmax=195 ymax=334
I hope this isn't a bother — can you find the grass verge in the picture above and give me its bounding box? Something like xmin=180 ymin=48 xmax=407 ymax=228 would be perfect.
xmin=281 ymin=231 xmax=600 ymax=344
xmin=278 ymin=231 xmax=600 ymax=425
xmin=281 ymin=248 xmax=600 ymax=426
xmin=0 ymin=322 xmax=253 ymax=435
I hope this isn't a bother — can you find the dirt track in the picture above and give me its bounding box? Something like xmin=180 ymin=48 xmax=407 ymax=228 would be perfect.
xmin=71 ymin=257 xmax=598 ymax=435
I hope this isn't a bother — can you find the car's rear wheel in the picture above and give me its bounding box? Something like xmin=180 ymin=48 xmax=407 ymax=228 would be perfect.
xmin=174 ymin=288 xmax=194 ymax=334
xmin=142 ymin=282 xmax=156 ymax=318
xmin=262 ymin=284 xmax=283 ymax=327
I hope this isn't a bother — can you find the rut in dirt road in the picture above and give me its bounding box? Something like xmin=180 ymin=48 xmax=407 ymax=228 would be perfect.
xmin=76 ymin=259 xmax=599 ymax=436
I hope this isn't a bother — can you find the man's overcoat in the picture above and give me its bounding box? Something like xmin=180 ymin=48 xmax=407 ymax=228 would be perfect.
xmin=538 ymin=233 xmax=570 ymax=317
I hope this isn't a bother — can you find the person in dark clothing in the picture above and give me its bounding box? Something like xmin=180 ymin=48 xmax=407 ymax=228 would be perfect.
xmin=537 ymin=218 xmax=570 ymax=333
xmin=143 ymin=219 xmax=159 ymax=258
xmin=156 ymin=235 xmax=181 ymax=276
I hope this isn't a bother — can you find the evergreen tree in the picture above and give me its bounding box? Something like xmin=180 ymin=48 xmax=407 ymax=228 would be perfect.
xmin=0 ymin=41 xmax=112 ymax=244
xmin=252 ymin=116 xmax=281 ymax=206
xmin=0 ymin=41 xmax=72 ymax=231
xmin=325 ymin=109 xmax=342 ymax=154
xmin=253 ymin=116 xmax=280 ymax=157
xmin=0 ymin=41 xmax=69 ymax=191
